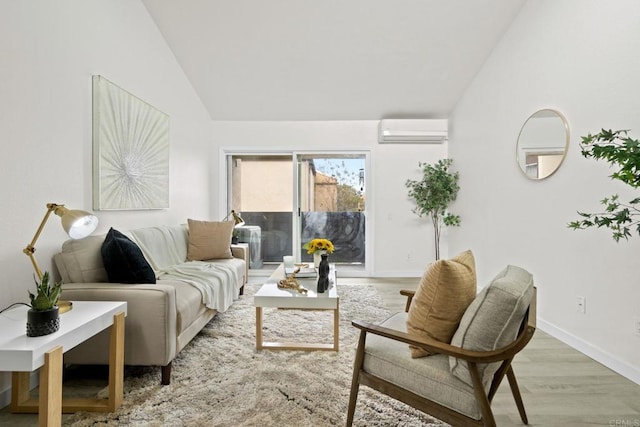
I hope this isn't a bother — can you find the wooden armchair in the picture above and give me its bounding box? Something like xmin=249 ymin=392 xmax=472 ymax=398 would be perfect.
xmin=346 ymin=268 xmax=536 ymax=427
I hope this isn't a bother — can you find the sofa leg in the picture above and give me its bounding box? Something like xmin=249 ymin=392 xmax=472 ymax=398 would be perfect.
xmin=239 ymin=285 xmax=245 ymax=296
xmin=161 ymin=363 xmax=172 ymax=385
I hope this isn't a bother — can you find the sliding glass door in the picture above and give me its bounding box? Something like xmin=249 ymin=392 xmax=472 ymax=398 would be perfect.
xmin=226 ymin=154 xmax=293 ymax=269
xmin=297 ymin=154 xmax=366 ymax=268
xmin=226 ymin=151 xmax=368 ymax=274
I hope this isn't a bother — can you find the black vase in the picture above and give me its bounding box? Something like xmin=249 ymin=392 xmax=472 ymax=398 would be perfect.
xmin=26 ymin=306 xmax=60 ymax=337
xmin=317 ymin=254 xmax=330 ymax=293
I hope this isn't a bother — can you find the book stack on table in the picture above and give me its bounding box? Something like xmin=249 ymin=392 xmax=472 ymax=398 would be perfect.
xmin=285 ymin=265 xmax=316 ymax=278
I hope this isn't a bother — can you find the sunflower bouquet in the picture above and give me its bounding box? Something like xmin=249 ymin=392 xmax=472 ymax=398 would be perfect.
xmin=303 ymin=238 xmax=335 ymax=254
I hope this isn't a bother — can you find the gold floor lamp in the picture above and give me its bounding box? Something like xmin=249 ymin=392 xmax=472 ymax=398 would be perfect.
xmin=23 ymin=203 xmax=99 ymax=312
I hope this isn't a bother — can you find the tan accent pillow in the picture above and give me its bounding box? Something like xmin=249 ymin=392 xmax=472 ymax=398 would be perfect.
xmin=186 ymin=219 xmax=234 ymax=261
xmin=406 ymin=250 xmax=477 ymax=358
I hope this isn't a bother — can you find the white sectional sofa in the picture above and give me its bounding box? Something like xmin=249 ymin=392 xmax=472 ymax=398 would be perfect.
xmin=54 ymin=223 xmax=248 ymax=385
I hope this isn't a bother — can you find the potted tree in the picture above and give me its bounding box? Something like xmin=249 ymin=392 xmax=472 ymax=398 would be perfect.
xmin=568 ymin=129 xmax=640 ymax=240
xmin=26 ymin=271 xmax=62 ymax=337
xmin=405 ymin=158 xmax=461 ymax=260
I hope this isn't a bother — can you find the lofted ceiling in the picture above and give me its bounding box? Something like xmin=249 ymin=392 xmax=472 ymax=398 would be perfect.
xmin=142 ymin=0 xmax=525 ymax=121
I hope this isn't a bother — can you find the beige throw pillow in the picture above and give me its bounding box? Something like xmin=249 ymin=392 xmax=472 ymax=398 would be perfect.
xmin=187 ymin=219 xmax=234 ymax=261
xmin=406 ymin=250 xmax=477 ymax=358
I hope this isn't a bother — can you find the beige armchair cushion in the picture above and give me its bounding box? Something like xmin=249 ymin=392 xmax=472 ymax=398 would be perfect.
xmin=406 ymin=250 xmax=477 ymax=358
xmin=186 ymin=219 xmax=234 ymax=261
xmin=364 ymin=312 xmax=484 ymax=420
xmin=449 ymin=265 xmax=534 ymax=386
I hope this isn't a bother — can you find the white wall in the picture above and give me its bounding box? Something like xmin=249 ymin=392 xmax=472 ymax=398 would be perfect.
xmin=0 ymin=0 xmax=213 ymax=400
xmin=450 ymin=0 xmax=640 ymax=383
xmin=212 ymin=121 xmax=448 ymax=276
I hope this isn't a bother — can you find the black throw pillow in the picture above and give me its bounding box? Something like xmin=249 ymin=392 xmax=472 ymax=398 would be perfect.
xmin=101 ymin=227 xmax=156 ymax=284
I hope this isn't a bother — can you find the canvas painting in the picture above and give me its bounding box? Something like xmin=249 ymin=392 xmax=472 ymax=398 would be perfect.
xmin=92 ymin=75 xmax=170 ymax=210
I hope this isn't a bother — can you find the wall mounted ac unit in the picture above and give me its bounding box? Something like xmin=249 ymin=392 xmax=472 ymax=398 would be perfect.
xmin=378 ymin=119 xmax=448 ymax=144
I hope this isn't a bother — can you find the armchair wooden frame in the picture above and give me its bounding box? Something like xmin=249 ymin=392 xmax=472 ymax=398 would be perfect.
xmin=346 ymin=288 xmax=537 ymax=427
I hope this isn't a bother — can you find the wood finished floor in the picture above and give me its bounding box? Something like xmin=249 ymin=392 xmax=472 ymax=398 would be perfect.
xmin=1 ymin=277 xmax=639 ymax=426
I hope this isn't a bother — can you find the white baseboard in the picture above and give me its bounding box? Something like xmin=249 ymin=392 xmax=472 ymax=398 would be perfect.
xmin=539 ymin=318 xmax=640 ymax=385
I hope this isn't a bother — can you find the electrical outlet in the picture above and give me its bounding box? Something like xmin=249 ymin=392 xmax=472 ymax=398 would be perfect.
xmin=576 ymin=296 xmax=586 ymax=314
xmin=634 ymin=316 xmax=640 ymax=337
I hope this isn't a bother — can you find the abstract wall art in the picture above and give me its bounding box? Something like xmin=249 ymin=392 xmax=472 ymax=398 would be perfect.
xmin=92 ymin=75 xmax=170 ymax=210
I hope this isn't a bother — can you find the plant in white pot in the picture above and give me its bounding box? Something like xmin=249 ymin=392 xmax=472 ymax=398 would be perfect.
xmin=27 ymin=271 xmax=62 ymax=337
xmin=405 ymin=158 xmax=461 ymax=260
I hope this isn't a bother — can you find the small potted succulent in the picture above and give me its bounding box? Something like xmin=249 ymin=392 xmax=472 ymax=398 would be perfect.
xmin=27 ymin=271 xmax=62 ymax=337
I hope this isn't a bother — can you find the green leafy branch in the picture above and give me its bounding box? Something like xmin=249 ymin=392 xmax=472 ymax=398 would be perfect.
xmin=568 ymin=129 xmax=640 ymax=241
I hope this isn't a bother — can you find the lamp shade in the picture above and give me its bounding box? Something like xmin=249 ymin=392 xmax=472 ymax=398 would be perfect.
xmin=231 ymin=210 xmax=245 ymax=228
xmin=24 ymin=203 xmax=99 ymax=291
xmin=57 ymin=207 xmax=99 ymax=239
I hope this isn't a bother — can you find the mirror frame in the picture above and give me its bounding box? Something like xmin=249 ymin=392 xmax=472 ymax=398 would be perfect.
xmin=516 ymin=108 xmax=570 ymax=180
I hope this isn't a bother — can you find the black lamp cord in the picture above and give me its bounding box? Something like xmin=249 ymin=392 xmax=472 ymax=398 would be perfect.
xmin=0 ymin=302 xmax=31 ymax=314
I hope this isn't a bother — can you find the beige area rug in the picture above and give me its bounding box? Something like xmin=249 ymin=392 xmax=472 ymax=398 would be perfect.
xmin=63 ymin=284 xmax=448 ymax=426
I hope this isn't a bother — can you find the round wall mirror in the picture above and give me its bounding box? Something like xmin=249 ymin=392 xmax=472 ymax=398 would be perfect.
xmin=516 ymin=109 xmax=570 ymax=180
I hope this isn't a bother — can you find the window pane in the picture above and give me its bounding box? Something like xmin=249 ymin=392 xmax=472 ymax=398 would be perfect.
xmin=298 ymin=155 xmax=365 ymax=266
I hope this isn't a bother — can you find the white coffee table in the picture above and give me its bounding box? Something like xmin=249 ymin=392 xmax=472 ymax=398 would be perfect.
xmin=0 ymin=301 xmax=127 ymax=426
xmin=254 ymin=263 xmax=339 ymax=351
